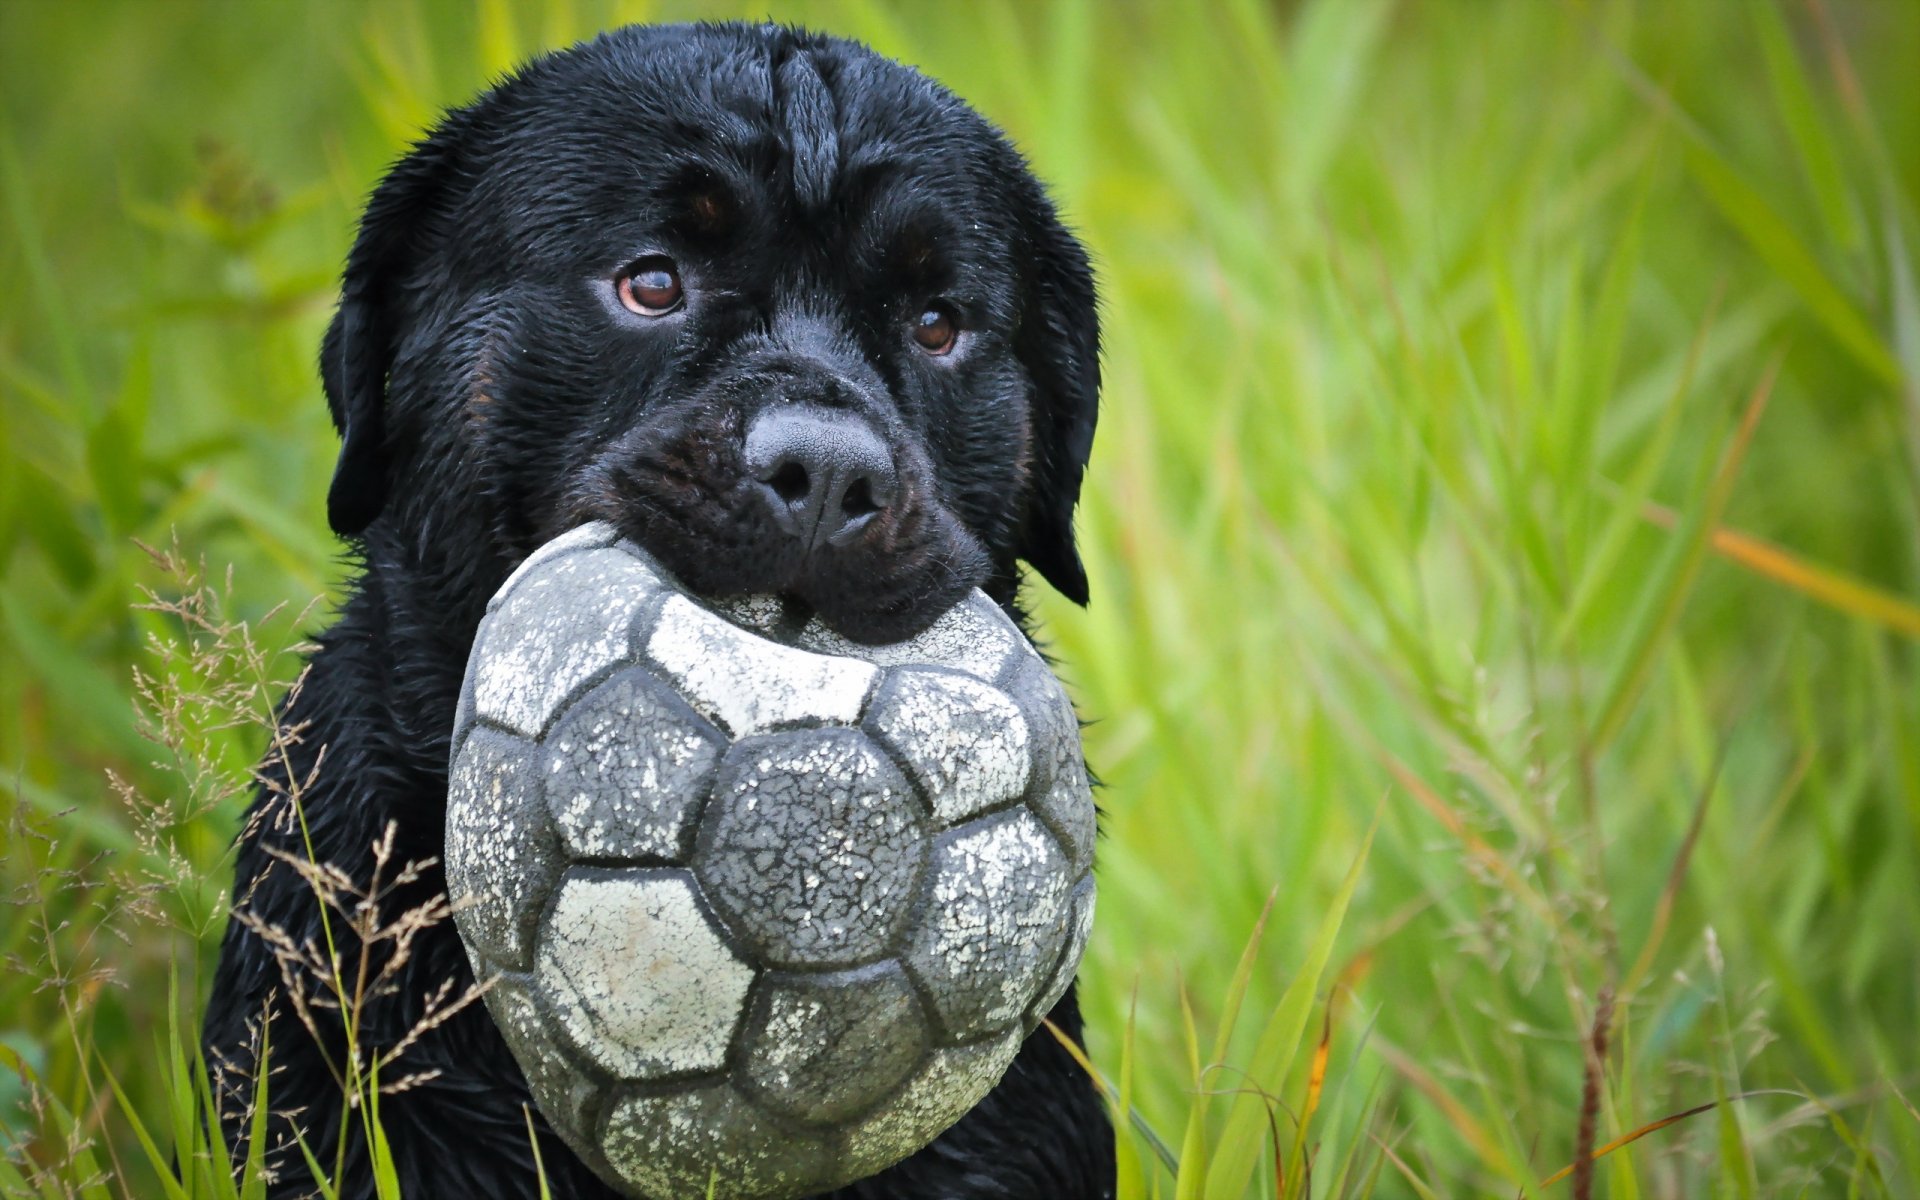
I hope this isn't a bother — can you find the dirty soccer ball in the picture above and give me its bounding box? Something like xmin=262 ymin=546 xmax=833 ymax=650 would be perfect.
xmin=444 ymin=520 xmax=1097 ymax=1199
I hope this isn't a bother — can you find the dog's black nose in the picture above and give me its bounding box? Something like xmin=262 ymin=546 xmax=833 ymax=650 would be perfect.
xmin=744 ymin=407 xmax=897 ymax=549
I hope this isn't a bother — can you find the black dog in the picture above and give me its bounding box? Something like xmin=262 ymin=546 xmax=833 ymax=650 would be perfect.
xmin=203 ymin=22 xmax=1109 ymax=1199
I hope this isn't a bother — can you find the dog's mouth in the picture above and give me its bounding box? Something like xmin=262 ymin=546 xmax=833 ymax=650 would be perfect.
xmin=586 ymin=503 xmax=987 ymax=645
xmin=557 ymin=412 xmax=990 ymax=645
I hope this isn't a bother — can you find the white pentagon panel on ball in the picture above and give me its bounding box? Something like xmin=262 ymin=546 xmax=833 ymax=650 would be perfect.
xmin=444 ymin=726 xmax=558 ymax=972
xmin=537 ymin=869 xmax=754 ymax=1081
xmin=602 ymin=1082 xmax=840 ymax=1200
xmin=906 ymin=809 xmax=1073 ymax=1037
xmin=737 ymin=963 xmax=928 ymax=1126
xmin=866 ymin=668 xmax=1031 ymax=826
xmin=696 ymin=730 xmax=924 ymax=968
xmin=1028 ymin=875 xmax=1097 ymax=1025
xmin=472 ymin=546 xmax=663 ymax=738
xmin=646 ymin=594 xmax=876 ymax=736
xmin=794 ymin=588 xmax=1020 ymax=682
xmin=838 ymin=1029 xmax=1024 ymax=1181
xmin=487 ymin=520 xmax=622 ymax=613
xmin=543 ymin=667 xmax=723 ymax=862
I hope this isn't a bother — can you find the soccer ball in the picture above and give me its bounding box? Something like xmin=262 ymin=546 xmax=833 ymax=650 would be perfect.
xmin=444 ymin=521 xmax=1096 ymax=1199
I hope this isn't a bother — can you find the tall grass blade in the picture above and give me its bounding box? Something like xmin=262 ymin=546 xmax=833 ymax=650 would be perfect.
xmin=1374 ymin=1039 xmax=1515 ymax=1175
xmin=1173 ymin=981 xmax=1207 ymax=1199
xmin=1113 ymin=990 xmax=1147 ymax=1200
xmin=1202 ymin=820 xmax=1374 ymax=1198
xmin=1888 ymin=213 xmax=1920 ymax=484
xmin=1540 ymin=1099 xmax=1729 ymax=1188
xmin=98 ymin=1059 xmax=191 ymax=1200
xmin=239 ymin=1016 xmax=273 ymax=1200
xmin=1752 ymin=0 xmax=1861 ymax=253
xmin=1591 ymin=359 xmax=1780 ymax=749
xmin=524 ymin=1104 xmax=555 ymax=1200
xmin=1682 ymin=144 xmax=1897 ymax=384
xmin=1558 ymin=300 xmax=1714 ymax=647
xmin=1631 ymin=499 xmax=1920 ymax=638
xmin=1174 ymin=887 xmax=1277 ymax=1199
xmin=1370 ymin=1132 xmax=1446 ymax=1200
xmin=291 ymin=1130 xmax=342 ymax=1200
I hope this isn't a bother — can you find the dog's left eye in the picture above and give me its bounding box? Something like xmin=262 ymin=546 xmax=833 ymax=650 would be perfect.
xmin=911 ymin=304 xmax=958 ymax=356
xmin=617 ymin=257 xmax=683 ymax=316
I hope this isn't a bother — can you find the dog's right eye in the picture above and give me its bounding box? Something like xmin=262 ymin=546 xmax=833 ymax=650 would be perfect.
xmin=617 ymin=258 xmax=683 ymax=316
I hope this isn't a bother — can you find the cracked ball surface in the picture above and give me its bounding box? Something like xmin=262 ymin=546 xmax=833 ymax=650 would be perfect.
xmin=445 ymin=521 xmax=1096 ymax=1199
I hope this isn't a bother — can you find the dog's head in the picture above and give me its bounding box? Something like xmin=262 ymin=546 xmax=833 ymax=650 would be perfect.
xmin=321 ymin=23 xmax=1097 ymax=642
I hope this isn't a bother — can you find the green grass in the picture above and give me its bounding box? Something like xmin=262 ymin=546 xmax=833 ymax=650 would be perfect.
xmin=4 ymin=0 xmax=1920 ymax=1195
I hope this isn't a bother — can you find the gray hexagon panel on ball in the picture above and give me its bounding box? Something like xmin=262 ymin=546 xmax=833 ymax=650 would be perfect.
xmin=866 ymin=667 xmax=1031 ymax=826
xmin=603 ymin=1082 xmax=842 ymax=1200
xmin=485 ymin=972 xmax=603 ymax=1140
xmin=1001 ymin=652 xmax=1097 ymax=873
xmin=1028 ymin=875 xmax=1098 ymax=1026
xmin=697 ymin=729 xmax=925 ymax=969
xmin=488 ymin=521 xmax=621 ymax=613
xmin=838 ymin=1030 xmax=1024 ymax=1181
xmin=543 ymin=666 xmax=723 ymax=862
xmin=738 ymin=962 xmax=929 ymax=1126
xmin=444 ymin=726 xmax=561 ymax=972
xmin=906 ymin=809 xmax=1074 ymax=1037
xmin=473 ymin=545 xmax=663 ymax=738
xmin=446 ymin=520 xmax=1100 ymax=1199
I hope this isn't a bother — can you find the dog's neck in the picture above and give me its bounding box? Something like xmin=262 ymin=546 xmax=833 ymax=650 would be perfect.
xmin=312 ymin=522 xmax=514 ymax=791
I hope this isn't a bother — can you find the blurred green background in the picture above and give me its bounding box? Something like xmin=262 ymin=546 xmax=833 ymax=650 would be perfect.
xmin=5 ymin=0 xmax=1920 ymax=1195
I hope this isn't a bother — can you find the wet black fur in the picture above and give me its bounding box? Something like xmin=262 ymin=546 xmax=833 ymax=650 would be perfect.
xmin=201 ymin=21 xmax=1110 ymax=1200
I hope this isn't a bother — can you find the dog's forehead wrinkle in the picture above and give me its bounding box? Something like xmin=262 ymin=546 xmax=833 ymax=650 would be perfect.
xmin=467 ymin=39 xmax=1024 ymax=288
xmin=773 ymin=48 xmax=841 ymax=212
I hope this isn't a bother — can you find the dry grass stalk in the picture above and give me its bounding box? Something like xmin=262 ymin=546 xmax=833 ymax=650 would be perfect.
xmin=5 ymin=537 xmax=491 ymax=1196
xmin=230 ymin=823 xmax=492 ymax=1118
xmin=1570 ymin=985 xmax=1614 ymax=1200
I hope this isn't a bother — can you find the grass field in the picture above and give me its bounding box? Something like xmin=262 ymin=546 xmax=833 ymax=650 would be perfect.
xmin=5 ymin=0 xmax=1920 ymax=1195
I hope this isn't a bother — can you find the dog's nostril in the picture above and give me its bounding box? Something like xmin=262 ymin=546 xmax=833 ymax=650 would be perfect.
xmin=766 ymin=461 xmax=811 ymax=505
xmin=841 ymin=476 xmax=880 ymax=518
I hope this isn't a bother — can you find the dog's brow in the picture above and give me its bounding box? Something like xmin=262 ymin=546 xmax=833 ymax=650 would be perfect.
xmin=651 ymin=160 xmax=752 ymax=241
xmin=865 ymin=193 xmax=974 ymax=271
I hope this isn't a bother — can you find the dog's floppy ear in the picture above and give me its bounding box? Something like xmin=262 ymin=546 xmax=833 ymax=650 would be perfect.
xmin=1012 ymin=191 xmax=1101 ymax=606
xmin=321 ymin=119 xmax=470 ymax=536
